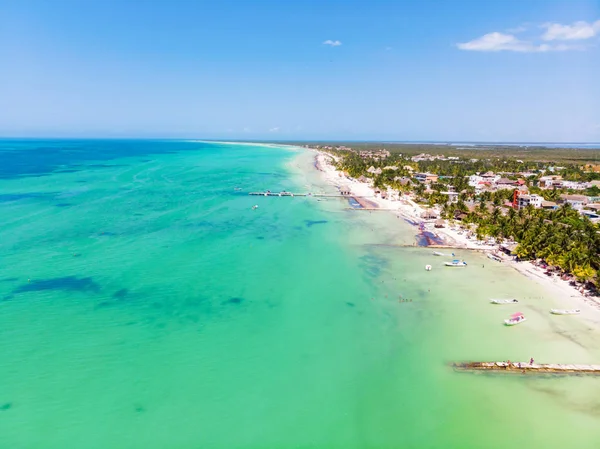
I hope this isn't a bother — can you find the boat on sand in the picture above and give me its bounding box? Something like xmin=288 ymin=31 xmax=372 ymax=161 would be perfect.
xmin=490 ymin=298 xmax=518 ymax=304
xmin=487 ymin=253 xmax=502 ymax=262
xmin=433 ymin=251 xmax=444 ymax=256
xmin=504 ymin=312 xmax=526 ymax=326
xmin=550 ymin=309 xmax=580 ymax=315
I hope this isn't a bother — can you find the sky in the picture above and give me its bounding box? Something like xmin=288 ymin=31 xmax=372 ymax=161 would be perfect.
xmin=1 ymin=0 xmax=599 ymax=142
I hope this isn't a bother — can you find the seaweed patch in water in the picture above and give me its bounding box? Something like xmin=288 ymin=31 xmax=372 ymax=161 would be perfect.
xmin=346 ymin=302 xmax=355 ymax=307
xmin=13 ymin=276 xmax=100 ymax=294
xmin=0 ymin=403 xmax=12 ymax=411
xmin=55 ymin=203 xmax=72 ymax=207
xmin=223 ymin=297 xmax=244 ymax=305
xmin=113 ymin=288 xmax=129 ymax=299
xmin=305 ymin=220 xmax=328 ymax=228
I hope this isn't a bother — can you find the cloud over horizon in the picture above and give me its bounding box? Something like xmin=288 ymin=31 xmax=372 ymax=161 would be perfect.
xmin=323 ymin=39 xmax=342 ymax=47
xmin=542 ymin=20 xmax=600 ymax=41
xmin=458 ymin=19 xmax=598 ymax=52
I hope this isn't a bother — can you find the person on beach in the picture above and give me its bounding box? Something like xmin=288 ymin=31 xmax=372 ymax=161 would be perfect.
xmin=530 ymin=357 xmax=534 ymax=365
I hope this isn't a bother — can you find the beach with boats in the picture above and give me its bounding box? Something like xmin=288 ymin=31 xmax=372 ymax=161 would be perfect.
xmin=310 ymin=149 xmax=600 ymax=311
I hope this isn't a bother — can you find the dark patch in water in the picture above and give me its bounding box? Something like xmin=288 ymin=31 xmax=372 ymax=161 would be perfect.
xmin=134 ymin=404 xmax=146 ymax=413
xmin=13 ymin=276 xmax=100 ymax=294
xmin=0 ymin=277 xmax=18 ymax=283
xmin=305 ymin=220 xmax=328 ymax=228
xmin=256 ymin=236 xmax=265 ymax=240
xmin=98 ymin=231 xmax=118 ymax=236
xmin=55 ymin=203 xmax=72 ymax=207
xmin=17 ymin=173 xmax=51 ymax=178
xmin=358 ymin=254 xmax=389 ymax=278
xmin=0 ymin=403 xmax=12 ymax=411
xmin=0 ymin=193 xmax=51 ymax=202
xmin=113 ymin=288 xmax=129 ymax=299
xmin=134 ymin=213 xmax=144 ymax=216
xmin=346 ymin=302 xmax=355 ymax=307
xmin=54 ymin=169 xmax=80 ymax=173
xmin=88 ymin=164 xmax=127 ymax=168
xmin=2 ymin=295 xmax=14 ymax=301
xmin=223 ymin=297 xmax=244 ymax=305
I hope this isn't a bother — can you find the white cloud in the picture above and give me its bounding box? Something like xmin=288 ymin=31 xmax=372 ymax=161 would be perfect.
xmin=457 ymin=31 xmax=580 ymax=52
xmin=269 ymin=127 xmax=279 ymax=132
xmin=542 ymin=20 xmax=600 ymax=41
xmin=457 ymin=32 xmax=534 ymax=52
xmin=323 ymin=40 xmax=342 ymax=47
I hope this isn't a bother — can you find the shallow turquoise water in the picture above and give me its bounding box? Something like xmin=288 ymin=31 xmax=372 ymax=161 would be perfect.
xmin=1 ymin=140 xmax=600 ymax=448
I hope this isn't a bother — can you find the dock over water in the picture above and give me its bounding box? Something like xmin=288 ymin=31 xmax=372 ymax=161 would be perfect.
xmin=452 ymin=361 xmax=600 ymax=375
xmin=248 ymin=191 xmax=372 ymax=198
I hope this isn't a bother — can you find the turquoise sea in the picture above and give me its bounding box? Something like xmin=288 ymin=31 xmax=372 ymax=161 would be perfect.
xmin=1 ymin=140 xmax=600 ymax=448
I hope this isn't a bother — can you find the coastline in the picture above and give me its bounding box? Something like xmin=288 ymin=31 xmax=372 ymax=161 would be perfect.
xmin=310 ymin=148 xmax=600 ymax=312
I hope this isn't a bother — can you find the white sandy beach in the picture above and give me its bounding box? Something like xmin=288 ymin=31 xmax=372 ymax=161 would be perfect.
xmin=312 ymin=149 xmax=600 ymax=313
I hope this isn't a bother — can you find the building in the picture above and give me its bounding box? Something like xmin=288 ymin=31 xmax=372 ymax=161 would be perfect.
xmin=441 ymin=191 xmax=459 ymax=203
xmin=480 ymin=171 xmax=497 ymax=182
xmin=559 ymin=194 xmax=589 ymax=210
xmin=366 ymin=166 xmax=383 ymax=175
xmin=539 ymin=175 xmax=563 ymax=189
xmin=580 ymin=210 xmax=600 ymax=223
xmin=495 ymin=178 xmax=518 ymax=189
xmin=415 ymin=173 xmax=439 ymax=184
xmin=517 ymin=194 xmax=543 ymax=210
xmin=541 ymin=201 xmax=558 ymax=210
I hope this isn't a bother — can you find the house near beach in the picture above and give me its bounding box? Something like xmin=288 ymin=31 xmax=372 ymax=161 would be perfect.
xmin=541 ymin=201 xmax=558 ymax=210
xmin=441 ymin=191 xmax=459 ymax=203
xmin=517 ymin=194 xmax=543 ymax=210
xmin=559 ymin=194 xmax=589 ymax=210
xmin=415 ymin=173 xmax=438 ymax=184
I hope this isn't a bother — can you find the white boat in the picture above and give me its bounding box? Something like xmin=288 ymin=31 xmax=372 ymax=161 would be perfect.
xmin=445 ymin=259 xmax=467 ymax=267
xmin=433 ymin=251 xmax=444 ymax=256
xmin=425 ymin=265 xmax=432 ymax=271
xmin=504 ymin=313 xmax=526 ymax=326
xmin=490 ymin=298 xmax=518 ymax=304
xmin=252 ymin=205 xmax=258 ymax=210
xmin=550 ymin=309 xmax=581 ymax=315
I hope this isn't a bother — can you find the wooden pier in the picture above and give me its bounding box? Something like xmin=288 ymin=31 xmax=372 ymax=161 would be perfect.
xmin=248 ymin=192 xmax=373 ymax=199
xmin=452 ymin=361 xmax=600 ymax=375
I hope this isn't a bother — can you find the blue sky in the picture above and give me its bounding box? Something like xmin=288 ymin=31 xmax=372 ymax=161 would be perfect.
xmin=1 ymin=0 xmax=599 ymax=141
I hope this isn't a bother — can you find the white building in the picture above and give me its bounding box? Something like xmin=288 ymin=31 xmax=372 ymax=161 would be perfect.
xmin=560 ymin=194 xmax=589 ymax=210
xmin=517 ymin=194 xmax=543 ymax=210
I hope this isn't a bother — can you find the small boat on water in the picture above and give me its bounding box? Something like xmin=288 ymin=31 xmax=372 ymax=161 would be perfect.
xmin=550 ymin=309 xmax=581 ymax=315
xmin=490 ymin=298 xmax=518 ymax=304
xmin=433 ymin=251 xmax=444 ymax=256
xmin=425 ymin=265 xmax=432 ymax=271
xmin=445 ymin=259 xmax=467 ymax=267
xmin=504 ymin=312 xmax=526 ymax=326
xmin=252 ymin=205 xmax=259 ymax=210
xmin=487 ymin=253 xmax=502 ymax=262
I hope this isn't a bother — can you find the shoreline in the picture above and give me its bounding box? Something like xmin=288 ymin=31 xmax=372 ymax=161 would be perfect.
xmin=310 ymin=148 xmax=600 ymax=312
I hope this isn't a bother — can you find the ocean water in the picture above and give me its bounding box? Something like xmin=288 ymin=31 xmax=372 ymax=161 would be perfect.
xmin=1 ymin=139 xmax=600 ymax=449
